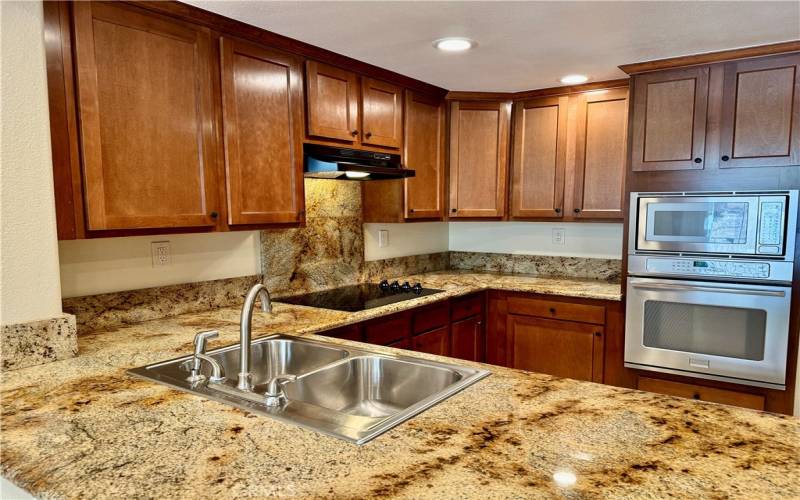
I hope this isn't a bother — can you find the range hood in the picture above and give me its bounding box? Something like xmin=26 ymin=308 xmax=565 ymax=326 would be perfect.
xmin=303 ymin=144 xmax=415 ymax=181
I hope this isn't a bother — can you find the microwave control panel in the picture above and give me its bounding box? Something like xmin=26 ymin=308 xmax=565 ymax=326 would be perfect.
xmin=757 ymin=199 xmax=786 ymax=254
xmin=646 ymin=258 xmax=770 ymax=279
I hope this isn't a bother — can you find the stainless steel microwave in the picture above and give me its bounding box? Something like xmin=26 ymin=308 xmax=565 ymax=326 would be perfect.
xmin=631 ymin=191 xmax=798 ymax=258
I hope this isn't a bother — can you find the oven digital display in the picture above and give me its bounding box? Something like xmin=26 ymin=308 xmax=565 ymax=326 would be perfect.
xmin=693 ymin=261 xmax=709 ymax=268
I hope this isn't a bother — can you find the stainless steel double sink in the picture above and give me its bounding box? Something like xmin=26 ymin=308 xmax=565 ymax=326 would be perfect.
xmin=129 ymin=335 xmax=490 ymax=444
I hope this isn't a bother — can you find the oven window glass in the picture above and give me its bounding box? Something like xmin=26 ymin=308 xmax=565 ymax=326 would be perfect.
xmin=643 ymin=301 xmax=766 ymax=360
xmin=650 ymin=202 xmax=749 ymax=244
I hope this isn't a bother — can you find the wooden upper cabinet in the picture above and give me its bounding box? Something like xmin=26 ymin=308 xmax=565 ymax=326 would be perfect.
xmin=630 ymin=67 xmax=709 ymax=172
xmin=510 ymin=96 xmax=568 ymax=218
xmin=405 ymin=91 xmax=445 ymax=219
xmin=572 ymin=88 xmax=629 ymax=219
xmin=305 ymin=61 xmax=359 ymax=142
xmin=220 ymin=37 xmax=305 ymax=225
xmin=449 ymin=101 xmax=511 ymax=218
xmin=362 ymin=78 xmax=403 ymax=148
xmin=718 ymin=53 xmax=800 ymax=168
xmin=72 ymin=2 xmax=219 ymax=230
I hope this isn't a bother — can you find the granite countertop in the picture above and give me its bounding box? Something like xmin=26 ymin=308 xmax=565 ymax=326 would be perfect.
xmin=2 ymin=274 xmax=798 ymax=499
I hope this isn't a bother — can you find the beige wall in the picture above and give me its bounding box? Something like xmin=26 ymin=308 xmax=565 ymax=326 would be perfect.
xmin=0 ymin=1 xmax=63 ymax=324
xmin=363 ymin=222 xmax=449 ymax=261
xmin=449 ymin=222 xmax=623 ymax=259
xmin=59 ymin=232 xmax=262 ymax=298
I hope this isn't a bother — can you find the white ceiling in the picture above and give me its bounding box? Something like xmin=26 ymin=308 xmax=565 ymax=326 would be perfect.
xmin=188 ymin=1 xmax=800 ymax=92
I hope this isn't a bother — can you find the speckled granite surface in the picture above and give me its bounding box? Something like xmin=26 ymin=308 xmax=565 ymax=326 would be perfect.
xmin=450 ymin=251 xmax=621 ymax=281
xmin=63 ymin=275 xmax=262 ymax=334
xmin=1 ymin=314 xmax=77 ymax=372
xmin=1 ymin=301 xmax=797 ymax=499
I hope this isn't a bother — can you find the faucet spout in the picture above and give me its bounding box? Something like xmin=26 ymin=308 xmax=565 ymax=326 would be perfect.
xmin=237 ymin=283 xmax=273 ymax=391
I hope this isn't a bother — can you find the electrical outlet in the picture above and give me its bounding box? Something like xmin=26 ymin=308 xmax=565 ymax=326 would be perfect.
xmin=552 ymin=228 xmax=565 ymax=246
xmin=151 ymin=241 xmax=171 ymax=267
xmin=378 ymin=229 xmax=389 ymax=248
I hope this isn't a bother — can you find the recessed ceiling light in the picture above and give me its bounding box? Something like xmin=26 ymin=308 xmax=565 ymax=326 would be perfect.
xmin=433 ymin=38 xmax=475 ymax=52
xmin=560 ymin=74 xmax=589 ymax=85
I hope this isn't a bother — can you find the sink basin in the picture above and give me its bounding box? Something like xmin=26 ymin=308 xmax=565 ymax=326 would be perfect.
xmin=286 ymin=356 xmax=463 ymax=417
xmin=130 ymin=334 xmax=490 ymax=444
xmin=141 ymin=336 xmax=349 ymax=387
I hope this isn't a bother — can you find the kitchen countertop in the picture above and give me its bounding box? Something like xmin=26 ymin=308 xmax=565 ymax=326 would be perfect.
xmin=2 ymin=274 xmax=798 ymax=499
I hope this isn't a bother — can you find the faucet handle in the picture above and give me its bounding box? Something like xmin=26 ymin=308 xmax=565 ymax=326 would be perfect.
xmin=194 ymin=330 xmax=219 ymax=351
xmin=264 ymin=374 xmax=297 ymax=407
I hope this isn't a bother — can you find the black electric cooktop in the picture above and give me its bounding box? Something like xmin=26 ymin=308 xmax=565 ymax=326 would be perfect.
xmin=278 ymin=281 xmax=444 ymax=312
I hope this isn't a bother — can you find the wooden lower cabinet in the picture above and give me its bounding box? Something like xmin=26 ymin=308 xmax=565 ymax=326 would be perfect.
xmin=412 ymin=326 xmax=450 ymax=356
xmin=450 ymin=316 xmax=483 ymax=362
xmin=637 ymin=377 xmax=766 ymax=411
xmin=507 ymin=315 xmax=604 ymax=382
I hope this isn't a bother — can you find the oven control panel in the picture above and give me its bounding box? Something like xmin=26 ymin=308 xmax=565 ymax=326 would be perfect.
xmin=645 ymin=258 xmax=770 ymax=279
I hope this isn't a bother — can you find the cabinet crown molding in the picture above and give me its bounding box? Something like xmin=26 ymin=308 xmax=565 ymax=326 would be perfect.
xmin=619 ymin=40 xmax=800 ymax=75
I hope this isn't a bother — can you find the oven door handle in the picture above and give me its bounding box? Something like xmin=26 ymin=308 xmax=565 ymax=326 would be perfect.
xmin=630 ymin=282 xmax=786 ymax=297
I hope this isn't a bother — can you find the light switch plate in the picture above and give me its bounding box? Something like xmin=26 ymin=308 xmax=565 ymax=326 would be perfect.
xmin=151 ymin=241 xmax=171 ymax=267
xmin=552 ymin=228 xmax=565 ymax=245
xmin=378 ymin=229 xmax=389 ymax=248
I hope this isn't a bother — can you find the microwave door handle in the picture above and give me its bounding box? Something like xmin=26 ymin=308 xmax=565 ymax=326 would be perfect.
xmin=630 ymin=282 xmax=786 ymax=297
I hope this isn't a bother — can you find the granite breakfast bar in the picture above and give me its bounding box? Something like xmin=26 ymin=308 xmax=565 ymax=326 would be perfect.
xmin=2 ymin=273 xmax=798 ymax=498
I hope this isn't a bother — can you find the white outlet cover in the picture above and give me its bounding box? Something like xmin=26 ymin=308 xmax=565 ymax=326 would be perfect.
xmin=552 ymin=228 xmax=565 ymax=245
xmin=151 ymin=241 xmax=171 ymax=267
xmin=378 ymin=229 xmax=389 ymax=248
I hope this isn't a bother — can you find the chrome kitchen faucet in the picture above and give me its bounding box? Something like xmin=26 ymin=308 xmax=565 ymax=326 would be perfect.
xmin=237 ymin=283 xmax=273 ymax=391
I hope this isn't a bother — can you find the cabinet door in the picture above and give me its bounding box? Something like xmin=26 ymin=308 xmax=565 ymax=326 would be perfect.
xmin=630 ymin=67 xmax=709 ymax=172
xmin=72 ymin=2 xmax=218 ymax=230
xmin=718 ymin=53 xmax=800 ymax=168
xmin=411 ymin=326 xmax=450 ymax=356
xmin=449 ymin=101 xmax=511 ymax=218
xmin=362 ymin=78 xmax=403 ymax=148
xmin=507 ymin=314 xmax=604 ymax=382
xmin=305 ymin=61 xmax=359 ymax=142
xmin=572 ymin=88 xmax=628 ymax=219
xmin=450 ymin=316 xmax=483 ymax=362
xmin=510 ymin=96 xmax=567 ymax=218
xmin=404 ymin=91 xmax=446 ymax=219
xmin=220 ymin=38 xmax=305 ymax=225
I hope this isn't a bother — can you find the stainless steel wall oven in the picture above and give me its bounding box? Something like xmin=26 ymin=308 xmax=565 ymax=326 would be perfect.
xmin=626 ymin=190 xmax=798 ymax=389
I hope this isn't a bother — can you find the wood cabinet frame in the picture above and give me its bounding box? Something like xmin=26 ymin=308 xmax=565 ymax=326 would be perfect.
xmin=220 ymin=37 xmax=305 ymax=225
xmin=448 ymin=100 xmax=511 ymax=218
xmin=509 ymin=96 xmax=568 ymax=219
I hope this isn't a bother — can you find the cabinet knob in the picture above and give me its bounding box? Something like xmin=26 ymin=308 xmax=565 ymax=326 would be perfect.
xmin=549 ymin=307 xmax=556 ymax=314
xmin=594 ymin=332 xmax=602 ymax=337
xmin=409 ymin=208 xmax=415 ymax=213
xmin=721 ymin=155 xmax=730 ymax=161
xmin=365 ymin=132 xmax=372 ymax=138
xmin=554 ymin=208 xmax=562 ymax=214
xmin=451 ymin=208 xmax=457 ymax=213
xmin=692 ymin=393 xmax=701 ymax=400
xmin=694 ymin=158 xmax=702 ymax=164
xmin=210 ymin=211 xmax=218 ymax=219
xmin=350 ymin=130 xmax=358 ymax=137
xmin=573 ymin=208 xmax=581 ymax=214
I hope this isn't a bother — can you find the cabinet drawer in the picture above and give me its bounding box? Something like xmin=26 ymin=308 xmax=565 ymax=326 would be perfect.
xmin=322 ymin=324 xmax=362 ymax=342
xmin=364 ymin=313 xmax=410 ymax=345
xmin=637 ymin=377 xmax=765 ymax=411
xmin=507 ymin=296 xmax=605 ymax=325
xmin=413 ymin=301 xmax=449 ymax=334
xmin=451 ymin=294 xmax=483 ymax=321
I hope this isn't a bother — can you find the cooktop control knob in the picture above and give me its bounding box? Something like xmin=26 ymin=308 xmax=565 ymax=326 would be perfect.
xmin=401 ymin=281 xmax=411 ymax=292
xmin=412 ymin=283 xmax=423 ymax=294
xmin=379 ymin=279 xmax=390 ymax=290
xmin=390 ymin=281 xmax=401 ymax=292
